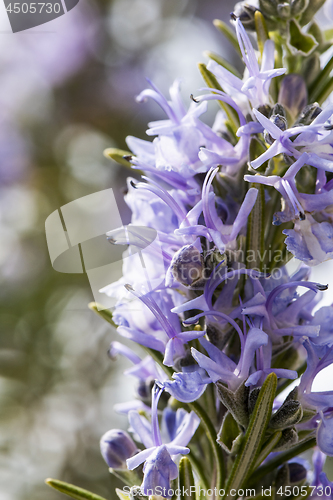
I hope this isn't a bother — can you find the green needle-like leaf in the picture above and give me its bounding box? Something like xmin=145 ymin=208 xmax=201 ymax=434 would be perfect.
xmin=110 ymin=468 xmax=142 ymax=487
xmin=254 ymin=11 xmax=269 ymax=57
xmin=88 ymin=302 xmax=117 ymax=328
xmin=309 ymin=53 xmax=333 ymax=103
xmin=316 ymin=77 xmax=333 ymax=105
xmin=223 ymin=373 xmax=277 ymax=499
xmin=104 ymin=148 xmax=133 ymax=168
xmin=115 ymin=489 xmax=130 ymax=500
xmin=188 ymin=400 xmax=225 ymax=491
xmin=45 ymin=479 xmax=108 ymax=500
xmin=198 ymin=63 xmax=239 ymax=131
xmin=248 ymin=437 xmax=317 ymax=486
xmin=324 ymin=28 xmax=333 ymax=41
xmin=179 ymin=457 xmax=196 ymax=500
xmin=204 ymin=51 xmax=242 ymax=77
xmin=213 ymin=19 xmax=242 ymax=57
xmin=246 ymin=185 xmax=265 ymax=271
xmin=253 ymin=431 xmax=282 ymax=470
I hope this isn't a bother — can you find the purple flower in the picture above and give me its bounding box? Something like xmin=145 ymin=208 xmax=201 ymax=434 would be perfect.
xmin=126 ymin=384 xmax=200 ymax=496
xmin=317 ymin=416 xmax=333 ymax=457
xmin=311 ymin=449 xmax=333 ymax=497
xmin=117 ymin=287 xmax=205 ymax=367
xmin=310 ymin=307 xmax=333 ymax=347
xmin=206 ymin=18 xmax=286 ymax=109
xmin=245 ymin=153 xmax=333 ymax=264
xmin=163 ymin=368 xmax=209 ymax=403
xmin=283 ymin=216 xmax=333 ymax=265
xmin=177 ymin=168 xmax=258 ymax=253
xmin=247 ymin=105 xmax=333 ymax=172
xmin=129 ymin=79 xmax=231 ymax=180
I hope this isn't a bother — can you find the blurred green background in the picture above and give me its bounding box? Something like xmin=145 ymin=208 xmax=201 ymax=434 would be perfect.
xmin=0 ymin=1 xmax=237 ymax=498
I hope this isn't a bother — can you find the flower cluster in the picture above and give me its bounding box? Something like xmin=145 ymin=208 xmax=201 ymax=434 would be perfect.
xmin=73 ymin=3 xmax=333 ymax=500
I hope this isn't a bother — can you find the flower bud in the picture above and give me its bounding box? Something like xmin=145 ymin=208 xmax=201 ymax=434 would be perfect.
xmin=299 ymin=0 xmax=326 ymax=26
xmin=291 ymin=0 xmax=309 ymax=16
xmin=100 ymin=429 xmax=138 ymax=469
xmin=259 ymin=0 xmax=278 ymax=16
xmin=169 ymin=245 xmax=205 ymax=288
xmin=275 ymin=462 xmax=307 ymax=492
xmin=288 ymin=462 xmax=308 ymax=484
xmin=233 ymin=2 xmax=258 ymax=30
xmin=136 ymin=378 xmax=155 ymax=404
xmin=264 ymin=104 xmax=287 ymax=145
xmin=270 ymin=400 xmax=303 ymax=429
xmin=274 ymin=427 xmax=298 ymax=451
xmin=294 ymin=103 xmax=322 ymax=126
xmin=206 ymin=322 xmax=232 ymax=350
xmin=277 ymin=2 xmax=291 ymax=19
xmin=278 ymin=74 xmax=308 ymax=120
xmin=248 ymin=387 xmax=260 ymax=415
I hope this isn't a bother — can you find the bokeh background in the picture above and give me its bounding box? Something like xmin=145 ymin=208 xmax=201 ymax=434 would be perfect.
xmin=0 ymin=1 xmax=240 ymax=498
xmin=2 ymin=1 xmax=333 ymax=498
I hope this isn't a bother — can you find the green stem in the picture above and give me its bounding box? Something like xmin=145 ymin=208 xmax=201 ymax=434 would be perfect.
xmin=188 ymin=401 xmax=225 ymax=494
xmin=45 ymin=479 xmax=108 ymax=500
xmin=309 ymin=53 xmax=333 ymax=102
xmin=248 ymin=437 xmax=316 ymax=486
xmin=253 ymin=432 xmax=282 ymax=470
xmin=188 ymin=448 xmax=210 ymax=490
xmin=246 ymin=184 xmax=265 ymax=271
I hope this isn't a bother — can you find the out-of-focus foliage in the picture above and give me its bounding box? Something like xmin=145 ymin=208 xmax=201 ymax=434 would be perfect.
xmin=0 ymin=0 xmax=236 ymax=499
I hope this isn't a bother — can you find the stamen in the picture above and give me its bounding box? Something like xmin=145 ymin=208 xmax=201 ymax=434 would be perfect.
xmin=125 ymin=285 xmax=177 ymax=339
xmin=205 ymin=267 xmax=269 ymax=309
xmin=202 ymin=167 xmax=219 ymax=232
xmin=151 ymin=382 xmax=164 ymax=446
xmin=108 ymin=227 xmax=172 ymax=262
xmin=137 ymin=84 xmax=179 ymax=124
xmin=130 ymin=160 xmax=189 ymax=190
xmin=107 ymin=236 xmax=117 ymax=244
xmin=190 ymin=94 xmax=199 ymax=103
xmin=266 ymin=281 xmax=328 ymax=324
xmin=183 ymin=310 xmax=244 ymax=349
xmin=230 ymin=12 xmax=237 ymax=20
xmin=108 ymin=341 xmax=142 ymax=365
xmin=136 ymin=178 xmax=187 ymax=223
xmin=281 ymin=179 xmax=305 ymax=220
